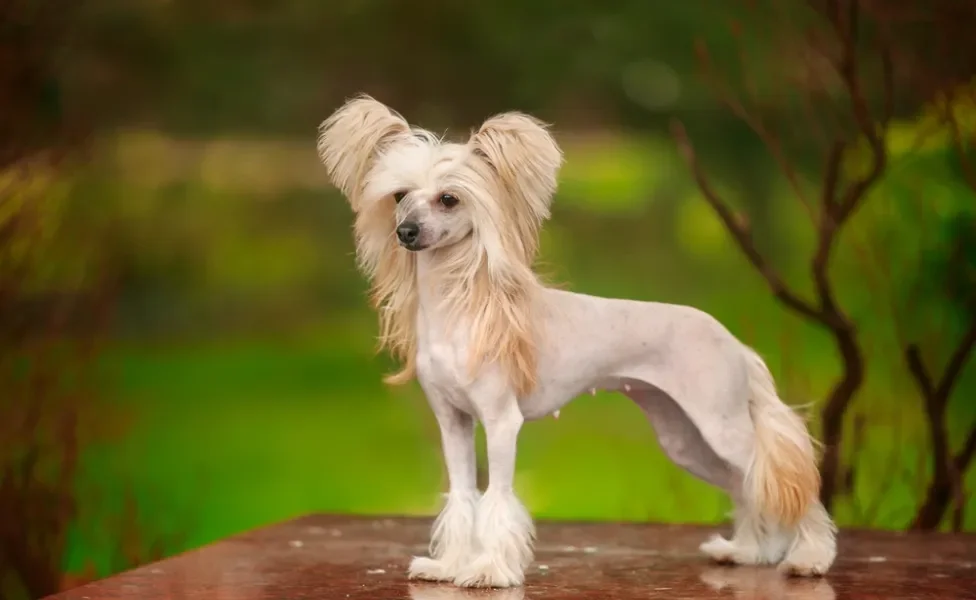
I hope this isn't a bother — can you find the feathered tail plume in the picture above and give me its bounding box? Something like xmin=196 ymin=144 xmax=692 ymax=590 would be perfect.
xmin=741 ymin=347 xmax=821 ymax=526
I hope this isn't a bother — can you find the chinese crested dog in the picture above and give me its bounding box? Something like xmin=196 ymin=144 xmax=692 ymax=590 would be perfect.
xmin=316 ymin=96 xmax=837 ymax=588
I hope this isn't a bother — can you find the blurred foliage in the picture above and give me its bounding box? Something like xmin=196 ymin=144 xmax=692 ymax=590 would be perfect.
xmin=0 ymin=156 xmax=110 ymax=599
xmin=0 ymin=0 xmax=83 ymax=169
xmin=2 ymin=0 xmax=976 ymax=591
xmin=844 ymin=88 xmax=976 ymax=346
xmin=0 ymin=159 xmax=184 ymax=599
xmin=50 ymin=98 xmax=976 ymax=564
xmin=72 ymin=0 xmax=740 ymax=130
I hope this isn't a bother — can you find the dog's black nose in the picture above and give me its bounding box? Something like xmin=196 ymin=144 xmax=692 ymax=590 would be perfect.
xmin=397 ymin=222 xmax=420 ymax=245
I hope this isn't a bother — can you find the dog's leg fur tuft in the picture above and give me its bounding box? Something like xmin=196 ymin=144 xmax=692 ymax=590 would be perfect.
xmin=409 ymin=491 xmax=480 ymax=582
xmin=454 ymin=489 xmax=535 ymax=588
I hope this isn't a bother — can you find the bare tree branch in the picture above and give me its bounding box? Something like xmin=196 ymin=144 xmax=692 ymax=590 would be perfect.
xmin=671 ymin=121 xmax=826 ymax=325
xmin=907 ymin=320 xmax=976 ymax=530
xmin=906 ymin=345 xmax=937 ymax=400
xmin=674 ymin=0 xmax=910 ymax=513
xmin=936 ymin=323 xmax=976 ymax=400
xmin=694 ymin=40 xmax=817 ymax=219
xmin=898 ymin=28 xmax=976 ymax=528
xmin=807 ymin=0 xmax=891 ymax=511
xmin=958 ymin=425 xmax=976 ymax=472
xmin=942 ymin=98 xmax=976 ymax=204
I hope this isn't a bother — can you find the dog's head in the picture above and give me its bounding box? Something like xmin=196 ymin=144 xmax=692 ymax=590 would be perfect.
xmin=317 ymin=95 xmax=560 ymax=393
xmin=317 ymin=95 xmax=562 ymax=268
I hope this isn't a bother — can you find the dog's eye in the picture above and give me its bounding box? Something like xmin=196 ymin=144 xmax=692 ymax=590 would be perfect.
xmin=439 ymin=193 xmax=459 ymax=208
xmin=393 ymin=191 xmax=407 ymax=203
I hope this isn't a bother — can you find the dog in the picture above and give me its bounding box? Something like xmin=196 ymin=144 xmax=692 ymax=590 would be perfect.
xmin=316 ymin=95 xmax=838 ymax=588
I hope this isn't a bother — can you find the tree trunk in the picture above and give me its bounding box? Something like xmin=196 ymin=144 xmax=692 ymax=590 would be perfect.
xmin=818 ymin=327 xmax=865 ymax=512
xmin=912 ymin=426 xmax=976 ymax=530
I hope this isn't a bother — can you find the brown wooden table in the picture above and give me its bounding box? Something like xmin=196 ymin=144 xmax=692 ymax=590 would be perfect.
xmin=44 ymin=515 xmax=976 ymax=599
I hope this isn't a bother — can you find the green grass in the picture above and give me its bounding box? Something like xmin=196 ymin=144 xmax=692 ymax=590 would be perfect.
xmin=64 ymin=255 xmax=976 ymax=573
xmin=70 ymin=319 xmax=976 ymax=576
xmin=57 ymin=129 xmax=976 ymax=576
xmin=68 ymin=324 xmax=735 ymax=574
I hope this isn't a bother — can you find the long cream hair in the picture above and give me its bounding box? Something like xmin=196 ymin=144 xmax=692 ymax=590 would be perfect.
xmin=317 ymin=96 xmax=562 ymax=398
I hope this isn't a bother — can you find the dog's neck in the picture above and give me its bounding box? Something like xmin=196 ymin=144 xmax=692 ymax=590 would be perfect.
xmin=412 ymin=245 xmax=466 ymax=322
xmin=413 ymin=250 xmax=441 ymax=315
xmin=407 ymin=240 xmax=543 ymax=397
xmin=410 ymin=238 xmax=500 ymax=315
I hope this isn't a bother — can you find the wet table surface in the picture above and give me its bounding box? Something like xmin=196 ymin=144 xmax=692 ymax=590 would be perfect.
xmin=46 ymin=514 xmax=976 ymax=600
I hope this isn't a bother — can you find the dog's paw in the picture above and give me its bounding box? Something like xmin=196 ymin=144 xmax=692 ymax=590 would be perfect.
xmin=453 ymin=554 xmax=524 ymax=588
xmin=778 ymin=535 xmax=835 ymax=577
xmin=778 ymin=550 xmax=832 ymax=577
xmin=699 ymin=534 xmax=763 ymax=566
xmin=408 ymin=583 xmax=526 ymax=600
xmin=699 ymin=535 xmax=737 ymax=564
xmin=407 ymin=556 xmax=454 ymax=582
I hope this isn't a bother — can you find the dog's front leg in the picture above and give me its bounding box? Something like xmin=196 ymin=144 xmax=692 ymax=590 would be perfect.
xmin=455 ymin=399 xmax=534 ymax=588
xmin=408 ymin=402 xmax=479 ymax=582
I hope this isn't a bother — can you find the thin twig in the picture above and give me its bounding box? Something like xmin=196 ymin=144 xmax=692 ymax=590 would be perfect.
xmin=671 ymin=120 xmax=825 ymax=325
xmin=936 ymin=322 xmax=976 ymax=400
xmin=696 ymin=39 xmax=817 ymax=220
xmin=907 ymin=320 xmax=976 ymax=529
xmin=956 ymin=425 xmax=976 ymax=473
xmin=906 ymin=345 xmax=937 ymax=400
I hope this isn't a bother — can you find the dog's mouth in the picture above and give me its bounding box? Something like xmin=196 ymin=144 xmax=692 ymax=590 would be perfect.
xmin=398 ymin=240 xmax=429 ymax=252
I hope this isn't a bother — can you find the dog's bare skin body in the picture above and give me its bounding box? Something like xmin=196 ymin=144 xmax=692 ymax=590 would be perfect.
xmin=317 ymin=96 xmax=838 ymax=589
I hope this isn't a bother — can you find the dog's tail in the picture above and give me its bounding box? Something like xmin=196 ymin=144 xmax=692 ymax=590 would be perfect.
xmin=741 ymin=346 xmax=821 ymax=526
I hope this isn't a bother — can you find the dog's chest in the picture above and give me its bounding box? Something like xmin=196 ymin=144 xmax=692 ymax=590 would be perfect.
xmin=416 ymin=339 xmax=463 ymax=383
xmin=415 ymin=318 xmax=470 ymax=391
xmin=415 ymin=335 xmax=482 ymax=416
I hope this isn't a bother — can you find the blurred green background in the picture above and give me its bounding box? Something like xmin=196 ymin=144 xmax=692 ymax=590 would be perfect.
xmin=2 ymin=0 xmax=975 ymax=596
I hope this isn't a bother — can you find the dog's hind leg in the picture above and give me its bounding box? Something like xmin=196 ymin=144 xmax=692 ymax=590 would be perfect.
xmin=701 ymin=470 xmax=836 ymax=576
xmin=627 ymin=386 xmax=738 ymax=492
xmin=625 ymin=343 xmax=836 ymax=575
xmin=660 ymin=347 xmax=836 ymax=575
xmin=408 ymin=396 xmax=480 ymax=582
xmin=627 ymin=386 xmax=789 ymax=566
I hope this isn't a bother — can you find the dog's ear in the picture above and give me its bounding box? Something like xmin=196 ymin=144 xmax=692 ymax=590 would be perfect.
xmin=317 ymin=95 xmax=410 ymax=211
xmin=469 ymin=112 xmax=563 ymax=220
